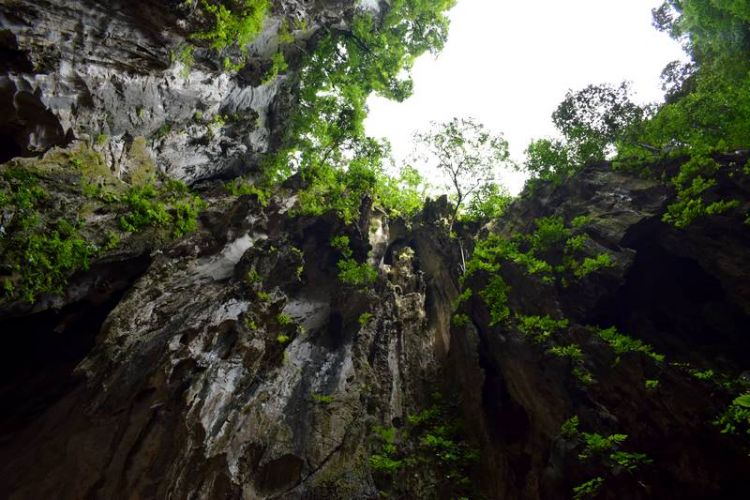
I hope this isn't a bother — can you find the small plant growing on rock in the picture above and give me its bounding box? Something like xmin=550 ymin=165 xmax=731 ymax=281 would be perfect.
xmin=358 ymin=312 xmax=373 ymax=327
xmin=276 ymin=334 xmax=290 ymax=345
xmin=516 ymin=314 xmax=569 ymax=343
xmin=714 ymin=393 xmax=750 ymax=436
xmin=276 ymin=313 xmax=293 ymax=326
xmin=595 ymin=326 xmax=664 ymax=363
xmin=311 ymin=393 xmax=334 ymax=405
xmin=451 ymin=313 xmax=469 ymax=327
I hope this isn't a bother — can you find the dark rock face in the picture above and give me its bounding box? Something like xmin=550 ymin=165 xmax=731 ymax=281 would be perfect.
xmin=449 ymin=159 xmax=750 ymax=499
xmin=1 ymin=2 xmax=750 ymax=499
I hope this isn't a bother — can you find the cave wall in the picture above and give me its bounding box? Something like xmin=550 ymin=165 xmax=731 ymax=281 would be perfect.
xmin=1 ymin=1 xmax=750 ymax=499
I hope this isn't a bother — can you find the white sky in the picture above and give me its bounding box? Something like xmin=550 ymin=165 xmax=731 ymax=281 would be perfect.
xmin=364 ymin=0 xmax=687 ymax=194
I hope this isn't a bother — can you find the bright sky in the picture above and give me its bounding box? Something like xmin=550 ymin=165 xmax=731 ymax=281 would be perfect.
xmin=364 ymin=0 xmax=687 ymax=194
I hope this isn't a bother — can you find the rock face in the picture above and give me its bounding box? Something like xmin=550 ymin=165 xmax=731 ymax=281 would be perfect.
xmin=0 ymin=0 xmax=360 ymax=181
xmin=1 ymin=2 xmax=750 ymax=499
xmin=0 ymin=190 xmax=458 ymax=498
xmin=449 ymin=158 xmax=750 ymax=499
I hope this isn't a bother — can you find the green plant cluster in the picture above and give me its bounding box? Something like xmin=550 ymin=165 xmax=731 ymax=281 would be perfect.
xmin=224 ymin=177 xmax=270 ymax=206
xmin=329 ymin=234 xmax=377 ymax=287
xmin=463 ymin=215 xmax=613 ymax=291
xmin=262 ymin=51 xmax=288 ymax=84
xmin=547 ymin=344 xmax=593 ymax=385
xmin=1 ymin=146 xmax=207 ymax=304
xmin=523 ymin=0 xmax=750 ymax=228
xmin=118 ymin=179 xmax=206 ymax=238
xmin=0 ymin=166 xmax=100 ymax=302
xmin=192 ymin=0 xmax=269 ymax=51
xmin=516 ymin=314 xmax=569 ymax=343
xmin=595 ymin=326 xmax=665 ymax=363
xmin=561 ymin=417 xmax=652 ymax=498
xmin=369 ymin=393 xmax=479 ymax=498
xmin=358 ymin=312 xmax=373 ymax=327
xmin=715 ymin=393 xmax=750 ymax=437
xmin=259 ymin=1 xmax=454 ymax=221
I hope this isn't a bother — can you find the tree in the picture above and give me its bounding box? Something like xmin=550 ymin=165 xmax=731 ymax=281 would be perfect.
xmin=552 ymin=82 xmax=645 ymax=162
xmin=414 ymin=117 xmax=510 ymax=231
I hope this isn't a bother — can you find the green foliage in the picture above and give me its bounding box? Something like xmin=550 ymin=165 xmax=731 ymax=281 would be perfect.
xmin=264 ymin=0 xmax=455 ymax=219
xmin=330 ymin=235 xmax=352 ymax=257
xmin=462 ymin=182 xmax=512 ymax=222
xmin=370 ymin=393 xmax=478 ymax=497
xmin=548 ymin=344 xmax=584 ymax=361
xmin=523 ymin=83 xmax=643 ymax=188
xmin=174 ymin=45 xmax=195 ymax=77
xmin=661 ymin=154 xmax=741 ymax=228
xmin=554 ymin=82 xmax=644 ymax=161
xmin=0 ymin=168 xmax=100 ymax=302
xmin=276 ymin=313 xmax=293 ymax=326
xmin=692 ymin=368 xmax=715 ymax=381
xmin=225 ymin=178 xmax=270 ymax=205
xmin=547 ymin=343 xmax=593 ymax=384
xmin=311 ymin=393 xmax=335 ymax=405
xmin=596 ymin=326 xmax=665 ymax=363
xmin=465 ymin=215 xmax=610 ymax=289
xmin=330 ymin=233 xmax=377 ymax=286
xmin=560 ymin=416 xmax=581 ymax=439
xmin=479 ymin=275 xmax=511 ymax=325
xmin=245 ymin=269 xmax=261 ymax=284
xmin=610 ymin=2 xmax=750 ymax=227
xmin=715 ymin=393 xmax=750 ymax=436
xmin=358 ymin=312 xmax=373 ymax=327
xmin=451 ymin=313 xmax=470 ymax=327
xmin=414 ymin=117 xmax=510 ymax=229
xmin=193 ymin=0 xmax=269 ymax=51
xmin=376 ymin=165 xmax=428 ymax=217
xmin=118 ymin=180 xmax=205 ymax=238
xmin=3 ymin=219 xmax=97 ymax=303
xmin=262 ymin=51 xmax=288 ymax=84
xmin=573 ymin=253 xmax=613 ymax=278
xmin=530 ymin=216 xmax=570 ymax=253
xmin=523 ymin=137 xmax=576 ymax=186
xmin=276 ymin=334 xmax=290 ymax=344
xmin=645 ymin=379 xmax=660 ymax=390
xmin=566 ymin=420 xmax=652 ymax=498
xmin=337 ymin=258 xmax=377 ymax=287
xmin=571 ymin=215 xmax=591 ymax=228
xmin=516 ymin=314 xmax=569 ymax=343
xmin=452 ymin=287 xmax=473 ymax=309
xmin=573 ymin=477 xmax=604 ymax=500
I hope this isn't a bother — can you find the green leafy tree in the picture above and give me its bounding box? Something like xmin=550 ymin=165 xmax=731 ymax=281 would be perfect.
xmin=522 ymin=83 xmax=644 ymax=187
xmin=463 ymin=182 xmax=512 ymax=222
xmin=552 ymin=82 xmax=645 ymax=162
xmin=260 ymin=1 xmax=455 ymax=221
xmin=414 ymin=117 xmax=510 ymax=231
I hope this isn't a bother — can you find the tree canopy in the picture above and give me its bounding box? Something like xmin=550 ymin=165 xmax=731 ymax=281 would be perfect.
xmin=414 ymin=117 xmax=510 ymax=230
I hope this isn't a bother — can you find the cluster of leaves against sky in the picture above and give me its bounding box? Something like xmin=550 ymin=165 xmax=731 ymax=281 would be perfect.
xmin=244 ymin=0 xmax=748 ymax=230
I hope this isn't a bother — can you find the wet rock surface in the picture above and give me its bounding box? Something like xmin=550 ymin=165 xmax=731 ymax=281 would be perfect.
xmin=0 ymin=0 xmax=359 ymax=181
xmin=1 ymin=1 xmax=750 ymax=499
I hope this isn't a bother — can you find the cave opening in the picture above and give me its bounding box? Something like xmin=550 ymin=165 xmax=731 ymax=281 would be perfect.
xmin=0 ymin=255 xmax=152 ymax=441
xmin=591 ymin=241 xmax=750 ymax=368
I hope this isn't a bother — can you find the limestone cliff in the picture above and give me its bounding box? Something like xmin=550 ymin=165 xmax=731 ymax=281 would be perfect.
xmin=1 ymin=1 xmax=750 ymax=499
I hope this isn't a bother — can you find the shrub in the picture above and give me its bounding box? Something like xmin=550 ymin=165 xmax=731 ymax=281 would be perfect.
xmin=516 ymin=314 xmax=569 ymax=343
xmin=479 ymin=275 xmax=511 ymax=325
xmin=596 ymin=326 xmax=664 ymax=362
xmin=193 ymin=0 xmax=270 ymax=51
xmin=337 ymin=258 xmax=377 ymax=286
